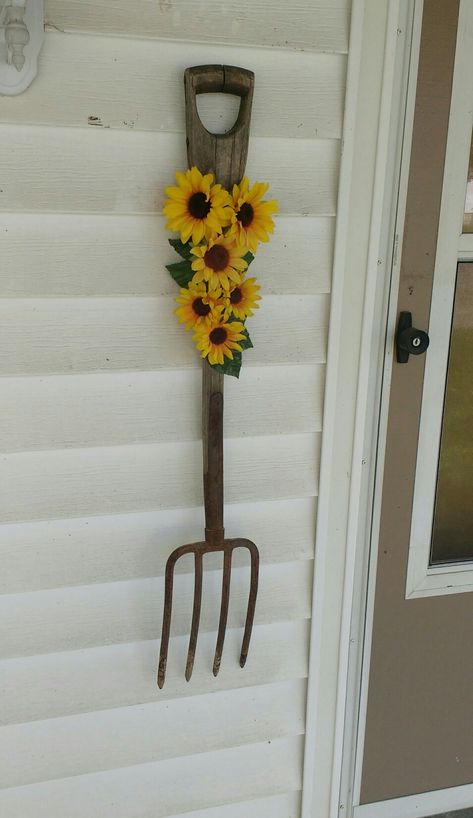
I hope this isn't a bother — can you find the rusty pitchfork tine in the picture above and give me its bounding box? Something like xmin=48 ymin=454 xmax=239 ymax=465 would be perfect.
xmin=157 ymin=64 xmax=258 ymax=687
xmin=213 ymin=547 xmax=233 ymax=676
xmin=213 ymin=539 xmax=260 ymax=675
xmin=240 ymin=540 xmax=259 ymax=667
xmin=157 ymin=551 xmax=177 ymax=689
xmin=185 ymin=551 xmax=203 ymax=681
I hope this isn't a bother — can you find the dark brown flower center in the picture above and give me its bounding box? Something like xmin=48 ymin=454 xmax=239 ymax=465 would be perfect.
xmin=188 ymin=192 xmax=211 ymax=219
xmin=237 ymin=202 xmax=254 ymax=227
xmin=209 ymin=327 xmax=228 ymax=345
xmin=192 ymin=297 xmax=210 ymax=317
xmin=204 ymin=244 xmax=230 ymax=272
xmin=230 ymin=287 xmax=243 ymax=305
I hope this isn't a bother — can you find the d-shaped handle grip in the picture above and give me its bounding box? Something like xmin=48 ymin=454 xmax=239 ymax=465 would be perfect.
xmin=184 ymin=64 xmax=254 ymax=189
xmin=396 ymin=311 xmax=430 ymax=363
xmin=185 ymin=65 xmax=254 ymax=98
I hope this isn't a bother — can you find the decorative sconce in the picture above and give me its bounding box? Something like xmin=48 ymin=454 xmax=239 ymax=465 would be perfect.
xmin=0 ymin=0 xmax=44 ymax=95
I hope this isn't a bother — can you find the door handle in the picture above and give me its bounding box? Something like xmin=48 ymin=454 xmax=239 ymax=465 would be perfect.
xmin=396 ymin=311 xmax=430 ymax=363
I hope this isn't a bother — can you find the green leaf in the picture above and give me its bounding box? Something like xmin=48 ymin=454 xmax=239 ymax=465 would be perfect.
xmin=244 ymin=251 xmax=255 ymax=266
xmin=239 ymin=328 xmax=253 ymax=350
xmin=166 ymin=260 xmax=194 ymax=288
xmin=168 ymin=238 xmax=193 ymax=261
xmin=211 ymin=350 xmax=242 ymax=379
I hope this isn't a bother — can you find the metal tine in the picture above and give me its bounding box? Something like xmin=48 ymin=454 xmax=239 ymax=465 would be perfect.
xmin=157 ymin=550 xmax=179 ymax=689
xmin=185 ymin=551 xmax=203 ymax=682
xmin=212 ymin=547 xmax=233 ymax=676
xmin=239 ymin=542 xmax=259 ymax=668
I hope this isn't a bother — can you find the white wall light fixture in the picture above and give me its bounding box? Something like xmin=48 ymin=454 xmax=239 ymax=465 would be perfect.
xmin=0 ymin=0 xmax=44 ymax=95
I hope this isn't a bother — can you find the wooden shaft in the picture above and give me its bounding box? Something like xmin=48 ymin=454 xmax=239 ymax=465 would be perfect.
xmin=202 ymin=361 xmax=224 ymax=543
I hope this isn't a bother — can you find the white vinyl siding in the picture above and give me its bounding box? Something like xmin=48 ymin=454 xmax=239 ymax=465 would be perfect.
xmin=0 ymin=1 xmax=350 ymax=815
xmin=43 ymin=0 xmax=350 ymax=53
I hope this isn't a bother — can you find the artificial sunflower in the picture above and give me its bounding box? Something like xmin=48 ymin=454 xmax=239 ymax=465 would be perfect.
xmin=191 ymin=235 xmax=248 ymax=290
xmin=163 ymin=166 xmax=232 ymax=244
xmin=175 ymin=281 xmax=223 ymax=330
xmin=224 ymin=277 xmax=261 ymax=320
xmin=193 ymin=319 xmax=246 ymax=366
xmin=230 ymin=176 xmax=278 ymax=252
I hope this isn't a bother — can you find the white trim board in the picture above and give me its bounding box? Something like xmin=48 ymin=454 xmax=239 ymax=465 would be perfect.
xmin=405 ymin=0 xmax=473 ymax=598
xmin=301 ymin=1 xmax=366 ymax=815
xmin=354 ymin=782 xmax=473 ymax=818
xmin=300 ymin=1 xmax=418 ymax=817
xmin=341 ymin=0 xmax=423 ymax=813
xmin=333 ymin=1 xmax=419 ymax=816
xmin=350 ymin=0 xmax=424 ymax=807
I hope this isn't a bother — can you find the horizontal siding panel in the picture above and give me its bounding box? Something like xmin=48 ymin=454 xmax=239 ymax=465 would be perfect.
xmin=0 ymin=125 xmax=339 ymax=215
xmin=0 ymin=560 xmax=312 ymax=658
xmin=0 ymin=497 xmax=316 ymax=594
xmin=3 ymin=33 xmax=346 ymax=140
xmin=0 ymin=295 xmax=328 ymax=375
xmin=0 ymin=735 xmax=303 ymax=818
xmin=1 ymin=213 xmax=333 ymax=297
xmin=163 ymin=793 xmax=301 ymax=818
xmin=0 ymin=365 xmax=324 ymax=452
xmin=164 ymin=793 xmax=301 ymax=818
xmin=0 ymin=619 xmax=310 ymax=724
xmin=0 ymin=678 xmax=306 ymax=788
xmin=1 ymin=432 xmax=320 ymax=523
xmin=44 ymin=0 xmax=350 ymax=53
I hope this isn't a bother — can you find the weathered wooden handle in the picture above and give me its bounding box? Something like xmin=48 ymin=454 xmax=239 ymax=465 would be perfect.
xmin=184 ymin=65 xmax=254 ymax=542
xmin=184 ymin=64 xmax=254 ymax=191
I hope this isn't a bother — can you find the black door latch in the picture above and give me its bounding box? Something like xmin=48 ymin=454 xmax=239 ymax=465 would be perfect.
xmin=396 ymin=311 xmax=430 ymax=363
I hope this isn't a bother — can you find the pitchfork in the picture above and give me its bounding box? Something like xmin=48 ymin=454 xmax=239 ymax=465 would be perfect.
xmin=157 ymin=65 xmax=259 ymax=688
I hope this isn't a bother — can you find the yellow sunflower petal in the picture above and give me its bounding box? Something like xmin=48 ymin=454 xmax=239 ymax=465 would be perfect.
xmin=190 ymin=166 xmax=202 ymax=189
xmin=252 ymin=222 xmax=270 ymax=241
xmin=206 ymin=211 xmax=226 ymax=230
xmin=165 ymin=185 xmax=188 ymax=201
xmin=181 ymin=221 xmax=193 ymax=243
xmin=230 ymin=258 xmax=248 ymax=271
xmin=239 ymin=177 xmax=250 ymax=196
xmin=201 ymin=173 xmax=214 ymax=193
xmin=192 ymin=220 xmax=205 ymax=244
xmin=163 ymin=203 xmax=185 ymax=217
xmin=175 ymin=171 xmax=192 ymax=191
xmin=226 ymin=268 xmax=242 ymax=284
xmin=212 ymin=189 xmax=231 ymax=206
xmin=248 ymin=181 xmax=269 ymax=202
xmin=192 ymin=269 xmax=204 ymax=284
xmin=259 ymin=199 xmax=279 ymax=216
xmin=165 ymin=219 xmax=186 ymax=233
xmin=191 ymin=246 xmax=205 ymax=258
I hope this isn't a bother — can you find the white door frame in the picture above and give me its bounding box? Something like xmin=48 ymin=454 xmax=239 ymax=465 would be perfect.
xmin=301 ymin=1 xmax=421 ymax=816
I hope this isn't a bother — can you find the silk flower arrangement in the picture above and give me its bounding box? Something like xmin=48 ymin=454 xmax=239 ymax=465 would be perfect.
xmin=163 ymin=166 xmax=278 ymax=377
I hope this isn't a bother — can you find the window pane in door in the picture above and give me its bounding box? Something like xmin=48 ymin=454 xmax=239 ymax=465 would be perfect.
xmin=430 ymin=263 xmax=473 ymax=564
xmin=463 ymin=133 xmax=473 ymax=232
